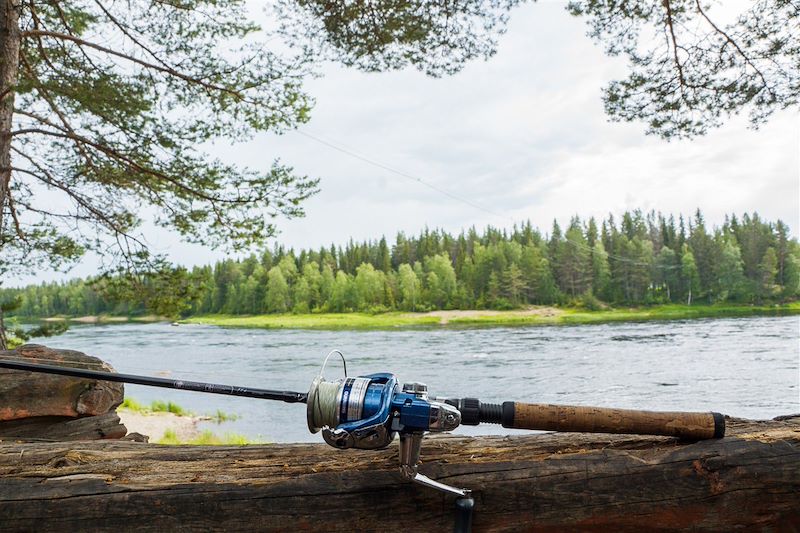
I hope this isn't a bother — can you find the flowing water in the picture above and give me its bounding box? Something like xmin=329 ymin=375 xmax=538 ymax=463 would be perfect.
xmin=41 ymin=315 xmax=799 ymax=442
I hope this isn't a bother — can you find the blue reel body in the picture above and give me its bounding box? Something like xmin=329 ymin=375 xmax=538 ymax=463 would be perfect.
xmin=336 ymin=373 xmax=437 ymax=434
xmin=309 ymin=372 xmax=460 ymax=450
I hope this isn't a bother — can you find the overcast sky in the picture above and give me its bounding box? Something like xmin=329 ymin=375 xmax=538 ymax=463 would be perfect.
xmin=10 ymin=1 xmax=799 ymax=286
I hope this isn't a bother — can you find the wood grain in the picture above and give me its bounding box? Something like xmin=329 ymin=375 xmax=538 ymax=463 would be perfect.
xmin=0 ymin=344 xmax=124 ymax=420
xmin=0 ymin=415 xmax=797 ymax=532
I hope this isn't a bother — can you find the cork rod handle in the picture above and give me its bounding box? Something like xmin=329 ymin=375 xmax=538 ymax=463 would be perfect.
xmin=501 ymin=402 xmax=725 ymax=440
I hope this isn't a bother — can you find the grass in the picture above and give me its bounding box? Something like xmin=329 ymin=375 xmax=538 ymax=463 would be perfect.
xmin=119 ymin=397 xmax=147 ymax=412
xmin=120 ymin=397 xmax=190 ymax=415
xmin=157 ymin=429 xmax=260 ymax=445
xmin=210 ymin=409 xmax=240 ymax=423
xmin=119 ymin=397 xmax=239 ymax=423
xmin=565 ymin=302 xmax=799 ymax=323
xmin=150 ymin=399 xmax=188 ymax=416
xmin=184 ymin=302 xmax=800 ymax=331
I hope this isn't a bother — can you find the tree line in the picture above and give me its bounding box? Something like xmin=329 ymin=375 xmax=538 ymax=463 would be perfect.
xmin=4 ymin=210 xmax=798 ymax=318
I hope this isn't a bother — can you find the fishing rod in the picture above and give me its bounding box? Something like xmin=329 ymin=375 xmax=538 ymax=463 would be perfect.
xmin=0 ymin=351 xmax=726 ymax=530
xmin=0 ymin=358 xmax=306 ymax=403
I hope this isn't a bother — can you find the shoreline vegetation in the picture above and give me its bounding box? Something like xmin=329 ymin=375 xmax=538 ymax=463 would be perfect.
xmin=182 ymin=303 xmax=800 ymax=329
xmin=118 ymin=398 xmax=249 ymax=444
xmin=31 ymin=302 xmax=799 ymax=330
xmin=4 ymin=212 xmax=799 ymax=327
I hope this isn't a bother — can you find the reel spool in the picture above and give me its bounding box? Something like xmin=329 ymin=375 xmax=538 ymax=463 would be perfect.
xmin=307 ymin=376 xmax=385 ymax=432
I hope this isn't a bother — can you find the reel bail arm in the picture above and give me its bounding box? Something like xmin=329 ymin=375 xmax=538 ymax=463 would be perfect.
xmin=396 ymin=382 xmax=470 ymax=497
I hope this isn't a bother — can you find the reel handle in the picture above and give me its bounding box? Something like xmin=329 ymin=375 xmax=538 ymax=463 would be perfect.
xmin=502 ymin=402 xmax=725 ymax=440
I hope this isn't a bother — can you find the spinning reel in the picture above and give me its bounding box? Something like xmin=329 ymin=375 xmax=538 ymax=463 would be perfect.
xmin=306 ymin=351 xmax=466 ymax=496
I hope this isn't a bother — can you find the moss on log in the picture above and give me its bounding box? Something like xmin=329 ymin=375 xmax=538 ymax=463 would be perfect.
xmin=0 ymin=415 xmax=797 ymax=532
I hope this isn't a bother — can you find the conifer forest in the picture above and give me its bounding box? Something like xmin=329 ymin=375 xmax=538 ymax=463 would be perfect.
xmin=4 ymin=210 xmax=798 ymax=319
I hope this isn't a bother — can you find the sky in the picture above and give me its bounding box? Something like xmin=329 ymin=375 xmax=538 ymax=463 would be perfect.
xmin=9 ymin=1 xmax=800 ymax=285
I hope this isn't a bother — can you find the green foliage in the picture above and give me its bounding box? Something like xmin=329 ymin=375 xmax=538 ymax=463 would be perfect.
xmin=156 ymin=429 xmax=181 ymax=445
xmin=423 ymin=254 xmax=457 ymax=308
xmin=3 ymin=210 xmax=799 ymax=318
xmin=150 ymin=400 xmax=187 ymax=416
xmin=210 ymin=409 xmax=240 ymax=424
xmin=577 ymin=291 xmax=605 ymax=311
xmin=278 ymin=0 xmax=521 ymax=77
xmin=759 ymin=247 xmax=780 ymax=300
xmin=157 ymin=429 xmax=260 ymax=446
xmin=119 ymin=397 xmax=187 ymax=416
xmin=353 ymin=263 xmax=384 ymax=310
xmin=680 ymin=247 xmax=701 ymax=305
xmin=120 ymin=397 xmax=238 ymax=423
xmin=92 ymin=259 xmax=204 ymax=318
xmin=119 ymin=397 xmax=146 ymax=413
xmin=10 ymin=320 xmax=68 ymax=341
xmin=567 ymin=1 xmax=799 ymax=138
xmin=265 ymin=267 xmax=290 ymax=313
xmin=187 ymin=303 xmax=800 ymax=330
xmin=280 ymin=1 xmax=798 ymax=138
xmin=7 ymin=0 xmax=319 ymax=278
xmin=553 ymin=218 xmax=592 ymax=297
xmin=398 ymin=263 xmax=421 ymax=311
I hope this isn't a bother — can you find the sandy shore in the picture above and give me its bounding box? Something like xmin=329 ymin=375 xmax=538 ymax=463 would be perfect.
xmin=118 ymin=410 xmax=201 ymax=442
xmin=422 ymin=307 xmax=565 ymax=325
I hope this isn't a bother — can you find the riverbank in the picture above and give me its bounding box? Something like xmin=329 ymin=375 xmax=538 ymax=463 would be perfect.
xmin=117 ymin=402 xmax=254 ymax=444
xmin=183 ymin=302 xmax=800 ymax=330
xmin=118 ymin=410 xmax=202 ymax=442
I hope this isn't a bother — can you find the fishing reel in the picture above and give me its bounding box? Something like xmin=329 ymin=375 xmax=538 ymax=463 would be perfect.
xmin=306 ymin=351 xmax=468 ymax=496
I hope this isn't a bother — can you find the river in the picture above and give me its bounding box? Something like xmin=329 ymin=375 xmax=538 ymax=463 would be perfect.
xmin=42 ymin=315 xmax=799 ymax=443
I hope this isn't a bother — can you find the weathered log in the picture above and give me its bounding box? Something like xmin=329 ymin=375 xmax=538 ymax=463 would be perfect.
xmin=0 ymin=412 xmax=126 ymax=441
xmin=0 ymin=344 xmax=124 ymax=420
xmin=0 ymin=415 xmax=797 ymax=532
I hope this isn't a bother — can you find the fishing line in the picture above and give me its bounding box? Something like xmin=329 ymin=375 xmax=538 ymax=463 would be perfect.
xmin=297 ymin=129 xmax=683 ymax=272
xmin=296 ymin=130 xmax=508 ymax=220
xmin=310 ymin=380 xmax=340 ymax=429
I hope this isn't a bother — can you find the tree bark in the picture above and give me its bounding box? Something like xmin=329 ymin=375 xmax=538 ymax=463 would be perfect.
xmin=0 ymin=0 xmax=21 ymax=350
xmin=0 ymin=344 xmax=125 ymax=420
xmin=0 ymin=415 xmax=796 ymax=532
xmin=0 ymin=344 xmax=126 ymax=441
xmin=0 ymin=412 xmax=127 ymax=441
xmin=0 ymin=0 xmax=19 ymax=196
xmin=0 ymin=0 xmax=19 ymax=233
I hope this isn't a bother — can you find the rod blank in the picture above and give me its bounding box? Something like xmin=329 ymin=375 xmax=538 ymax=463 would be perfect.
xmin=0 ymin=359 xmax=307 ymax=404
